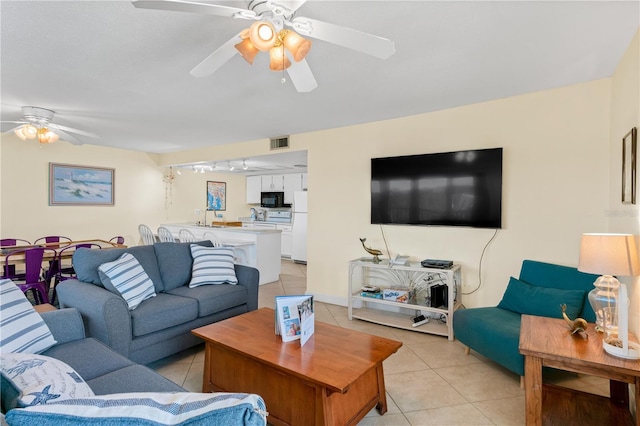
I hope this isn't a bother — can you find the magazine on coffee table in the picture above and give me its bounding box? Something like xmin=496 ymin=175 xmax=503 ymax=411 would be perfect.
xmin=275 ymin=295 xmax=315 ymax=346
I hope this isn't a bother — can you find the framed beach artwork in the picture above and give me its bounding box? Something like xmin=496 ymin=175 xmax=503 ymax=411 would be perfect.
xmin=207 ymin=181 xmax=226 ymax=211
xmin=49 ymin=163 xmax=115 ymax=206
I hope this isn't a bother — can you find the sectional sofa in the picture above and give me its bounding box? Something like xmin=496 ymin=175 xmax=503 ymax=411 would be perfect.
xmin=1 ymin=307 xmax=267 ymax=425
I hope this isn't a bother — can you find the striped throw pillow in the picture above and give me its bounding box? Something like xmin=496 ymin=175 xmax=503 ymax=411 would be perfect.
xmin=97 ymin=253 xmax=156 ymax=310
xmin=189 ymin=245 xmax=238 ymax=287
xmin=0 ymin=279 xmax=57 ymax=354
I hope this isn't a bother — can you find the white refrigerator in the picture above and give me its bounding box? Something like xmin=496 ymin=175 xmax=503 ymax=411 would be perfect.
xmin=291 ymin=191 xmax=308 ymax=264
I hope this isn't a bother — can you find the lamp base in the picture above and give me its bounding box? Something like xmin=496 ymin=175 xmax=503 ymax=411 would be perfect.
xmin=603 ymin=339 xmax=640 ymax=360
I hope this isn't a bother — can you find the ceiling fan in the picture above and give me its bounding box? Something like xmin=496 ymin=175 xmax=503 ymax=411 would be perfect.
xmin=131 ymin=0 xmax=396 ymax=92
xmin=2 ymin=106 xmax=99 ymax=145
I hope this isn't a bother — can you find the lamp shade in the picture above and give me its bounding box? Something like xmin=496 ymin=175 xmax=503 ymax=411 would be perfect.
xmin=234 ymin=38 xmax=260 ymax=64
xmin=248 ymin=21 xmax=277 ymax=51
xmin=269 ymin=45 xmax=291 ymax=71
xmin=281 ymin=30 xmax=312 ymax=62
xmin=36 ymin=128 xmax=59 ymax=144
xmin=578 ymin=233 xmax=640 ymax=276
xmin=14 ymin=124 xmax=38 ymax=140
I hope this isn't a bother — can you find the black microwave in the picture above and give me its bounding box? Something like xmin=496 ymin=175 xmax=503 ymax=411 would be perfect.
xmin=261 ymin=192 xmax=285 ymax=208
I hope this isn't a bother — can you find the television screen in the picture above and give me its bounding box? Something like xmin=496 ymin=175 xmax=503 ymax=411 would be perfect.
xmin=371 ymin=148 xmax=503 ymax=228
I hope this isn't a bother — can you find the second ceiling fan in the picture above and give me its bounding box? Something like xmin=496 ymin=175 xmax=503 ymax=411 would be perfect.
xmin=132 ymin=0 xmax=396 ymax=92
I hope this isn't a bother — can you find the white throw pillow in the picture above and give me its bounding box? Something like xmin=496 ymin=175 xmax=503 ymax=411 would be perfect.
xmin=0 ymin=279 xmax=57 ymax=354
xmin=97 ymin=253 xmax=156 ymax=310
xmin=5 ymin=392 xmax=268 ymax=426
xmin=189 ymin=245 xmax=238 ymax=287
xmin=0 ymin=353 xmax=94 ymax=408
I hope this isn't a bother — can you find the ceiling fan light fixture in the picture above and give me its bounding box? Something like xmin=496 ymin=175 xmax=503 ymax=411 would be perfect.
xmin=234 ymin=38 xmax=260 ymax=64
xmin=269 ymin=45 xmax=291 ymax=71
xmin=249 ymin=21 xmax=277 ymax=51
xmin=281 ymin=30 xmax=312 ymax=62
xmin=36 ymin=128 xmax=59 ymax=144
xmin=15 ymin=124 xmax=38 ymax=140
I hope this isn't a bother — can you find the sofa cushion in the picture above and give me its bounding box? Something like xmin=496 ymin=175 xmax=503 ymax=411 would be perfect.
xmin=86 ymin=365 xmax=184 ymax=395
xmin=153 ymin=240 xmax=214 ymax=291
xmin=0 ymin=279 xmax=57 ymax=354
xmin=497 ymin=276 xmax=585 ymax=319
xmin=168 ymin=283 xmax=248 ymax=317
xmin=98 ymin=253 xmax=157 ymax=310
xmin=189 ymin=245 xmax=238 ymax=287
xmin=519 ymin=260 xmax=599 ymax=321
xmin=0 ymin=353 xmax=94 ymax=409
xmin=73 ymin=245 xmax=165 ymax=292
xmin=130 ymin=293 xmax=198 ymax=337
xmin=453 ymin=307 xmax=524 ymax=375
xmin=5 ymin=392 xmax=268 ymax=426
xmin=41 ymin=338 xmax=134 ymax=383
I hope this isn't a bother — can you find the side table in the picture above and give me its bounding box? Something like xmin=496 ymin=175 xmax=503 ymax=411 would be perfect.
xmin=519 ymin=314 xmax=640 ymax=425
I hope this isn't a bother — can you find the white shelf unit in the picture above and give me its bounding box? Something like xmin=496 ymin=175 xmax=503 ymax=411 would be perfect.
xmin=348 ymin=259 xmax=462 ymax=340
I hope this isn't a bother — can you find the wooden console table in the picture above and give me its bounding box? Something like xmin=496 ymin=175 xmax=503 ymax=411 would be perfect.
xmin=519 ymin=314 xmax=640 ymax=425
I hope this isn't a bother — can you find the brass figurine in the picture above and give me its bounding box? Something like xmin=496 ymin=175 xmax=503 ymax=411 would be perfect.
xmin=561 ymin=304 xmax=588 ymax=338
xmin=360 ymin=238 xmax=383 ymax=263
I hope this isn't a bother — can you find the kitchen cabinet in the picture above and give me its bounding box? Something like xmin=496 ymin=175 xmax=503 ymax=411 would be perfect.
xmin=246 ymin=176 xmax=261 ymax=204
xmin=252 ymin=222 xmax=277 ymax=230
xmin=262 ymin=175 xmax=284 ymax=191
xmin=277 ymin=224 xmax=292 ymax=257
xmin=283 ymin=174 xmax=302 ymax=204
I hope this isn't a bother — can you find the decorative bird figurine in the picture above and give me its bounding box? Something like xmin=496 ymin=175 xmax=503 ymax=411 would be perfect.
xmin=561 ymin=304 xmax=588 ymax=338
xmin=360 ymin=238 xmax=383 ymax=263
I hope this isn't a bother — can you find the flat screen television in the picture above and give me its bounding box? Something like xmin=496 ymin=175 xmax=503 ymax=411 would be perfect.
xmin=371 ymin=148 xmax=503 ymax=228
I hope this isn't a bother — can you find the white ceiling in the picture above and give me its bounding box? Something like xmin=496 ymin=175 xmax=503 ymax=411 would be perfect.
xmin=1 ymin=1 xmax=639 ymax=167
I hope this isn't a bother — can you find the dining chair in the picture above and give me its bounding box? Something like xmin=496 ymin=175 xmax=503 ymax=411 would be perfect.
xmin=50 ymin=243 xmax=102 ymax=304
xmin=138 ymin=224 xmax=156 ymax=245
xmin=1 ymin=238 xmax=32 ymax=281
xmin=157 ymin=227 xmax=176 ymax=243
xmin=202 ymin=231 xmax=222 ymax=247
xmin=3 ymin=247 xmax=56 ymax=304
xmin=109 ymin=236 xmax=125 ymax=245
xmin=33 ymin=236 xmax=72 ymax=248
xmin=178 ymin=229 xmax=196 ymax=243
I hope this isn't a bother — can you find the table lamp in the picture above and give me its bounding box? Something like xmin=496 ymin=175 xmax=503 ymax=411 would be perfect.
xmin=578 ymin=233 xmax=640 ymax=359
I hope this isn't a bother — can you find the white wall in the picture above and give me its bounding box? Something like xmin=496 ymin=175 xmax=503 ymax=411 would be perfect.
xmin=0 ymin=136 xmax=166 ymax=245
xmin=295 ymin=80 xmax=611 ymax=307
xmin=609 ymin=29 xmax=640 ymax=334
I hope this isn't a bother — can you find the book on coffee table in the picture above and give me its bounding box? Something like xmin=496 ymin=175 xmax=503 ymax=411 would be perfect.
xmin=275 ymin=295 xmax=315 ymax=346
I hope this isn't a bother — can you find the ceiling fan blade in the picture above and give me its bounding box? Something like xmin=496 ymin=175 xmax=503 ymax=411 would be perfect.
xmin=286 ymin=59 xmax=317 ymax=93
xmin=48 ymin=123 xmax=99 ymax=139
xmin=290 ymin=17 xmax=395 ymax=59
xmin=190 ymin=33 xmax=242 ymax=78
xmin=0 ymin=120 xmax=27 ymax=125
xmin=52 ymin=128 xmax=85 ymax=145
xmin=131 ymin=0 xmax=256 ymax=19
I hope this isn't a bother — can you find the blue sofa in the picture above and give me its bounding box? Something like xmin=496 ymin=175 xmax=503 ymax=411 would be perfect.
xmin=56 ymin=241 xmax=260 ymax=365
xmin=1 ymin=308 xmax=267 ymax=425
xmin=453 ymin=260 xmax=599 ymax=377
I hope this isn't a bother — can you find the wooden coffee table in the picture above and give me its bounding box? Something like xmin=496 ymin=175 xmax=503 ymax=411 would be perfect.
xmin=192 ymin=307 xmax=402 ymax=426
xmin=519 ymin=314 xmax=640 ymax=426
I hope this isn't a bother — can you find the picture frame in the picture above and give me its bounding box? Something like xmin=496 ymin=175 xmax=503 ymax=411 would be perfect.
xmin=622 ymin=127 xmax=637 ymax=204
xmin=207 ymin=181 xmax=226 ymax=211
xmin=49 ymin=163 xmax=114 ymax=206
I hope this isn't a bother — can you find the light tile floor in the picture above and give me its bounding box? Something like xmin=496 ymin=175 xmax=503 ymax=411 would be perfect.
xmin=149 ymin=260 xmax=610 ymax=425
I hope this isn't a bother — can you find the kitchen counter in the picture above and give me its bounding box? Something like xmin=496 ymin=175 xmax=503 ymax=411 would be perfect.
xmin=160 ymin=223 xmax=281 ymax=285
